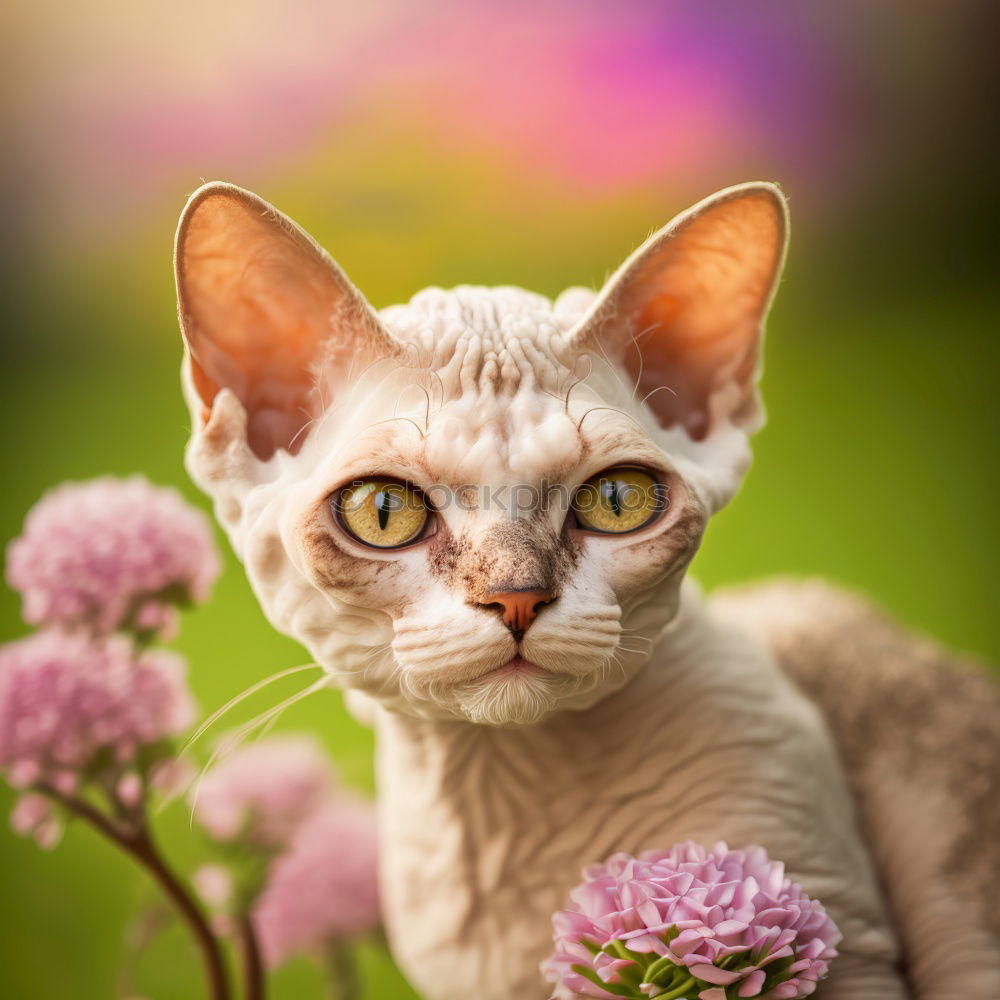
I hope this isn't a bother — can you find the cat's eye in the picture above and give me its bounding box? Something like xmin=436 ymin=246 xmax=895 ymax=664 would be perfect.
xmin=334 ymin=478 xmax=430 ymax=549
xmin=571 ymin=468 xmax=666 ymax=534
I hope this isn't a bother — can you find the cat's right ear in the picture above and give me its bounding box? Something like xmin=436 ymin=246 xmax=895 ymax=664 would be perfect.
xmin=174 ymin=182 xmax=399 ymax=464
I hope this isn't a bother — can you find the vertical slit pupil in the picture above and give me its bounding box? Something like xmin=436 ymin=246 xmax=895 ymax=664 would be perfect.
xmin=602 ymin=479 xmax=623 ymax=517
xmin=376 ymin=489 xmax=391 ymax=530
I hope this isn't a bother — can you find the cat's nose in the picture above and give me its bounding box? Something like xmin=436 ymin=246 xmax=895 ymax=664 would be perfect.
xmin=481 ymin=589 xmax=554 ymax=637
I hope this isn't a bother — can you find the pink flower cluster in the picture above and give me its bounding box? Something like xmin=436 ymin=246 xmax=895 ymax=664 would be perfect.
xmin=543 ymin=841 xmax=840 ymax=1000
xmin=2 ymin=475 xmax=379 ymax=986
xmin=192 ymin=734 xmax=380 ymax=966
xmin=192 ymin=735 xmax=336 ymax=849
xmin=6 ymin=476 xmax=220 ymax=636
xmin=0 ymin=629 xmax=196 ymax=791
xmin=253 ymin=799 xmax=380 ymax=966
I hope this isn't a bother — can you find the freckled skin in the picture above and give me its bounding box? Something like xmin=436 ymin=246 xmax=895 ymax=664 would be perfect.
xmin=442 ymin=517 xmax=576 ymax=603
xmin=177 ymin=185 xmax=998 ymax=1000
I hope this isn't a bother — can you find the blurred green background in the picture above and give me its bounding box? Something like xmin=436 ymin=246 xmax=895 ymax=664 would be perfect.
xmin=1 ymin=2 xmax=997 ymax=997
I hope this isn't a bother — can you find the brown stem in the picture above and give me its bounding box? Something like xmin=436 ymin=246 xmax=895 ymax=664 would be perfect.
xmin=237 ymin=913 xmax=266 ymax=1000
xmin=37 ymin=784 xmax=232 ymax=1000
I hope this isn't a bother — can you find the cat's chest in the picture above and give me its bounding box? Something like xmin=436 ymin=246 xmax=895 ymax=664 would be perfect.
xmin=373 ymin=658 xmax=855 ymax=1000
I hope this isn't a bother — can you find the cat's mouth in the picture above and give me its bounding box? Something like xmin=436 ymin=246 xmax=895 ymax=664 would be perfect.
xmin=481 ymin=656 xmax=545 ymax=679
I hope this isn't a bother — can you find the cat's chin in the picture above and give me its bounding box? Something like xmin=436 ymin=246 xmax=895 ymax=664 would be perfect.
xmin=450 ymin=665 xmax=572 ymax=727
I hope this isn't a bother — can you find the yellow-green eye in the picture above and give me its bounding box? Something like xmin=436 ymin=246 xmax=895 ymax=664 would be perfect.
xmin=335 ymin=479 xmax=429 ymax=549
xmin=572 ymin=468 xmax=665 ymax=534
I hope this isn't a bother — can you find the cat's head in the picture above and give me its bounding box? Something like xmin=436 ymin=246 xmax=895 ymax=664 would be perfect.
xmin=174 ymin=182 xmax=786 ymax=726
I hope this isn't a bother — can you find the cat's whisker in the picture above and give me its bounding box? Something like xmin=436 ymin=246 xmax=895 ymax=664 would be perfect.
xmin=420 ymin=383 xmax=432 ymax=431
xmin=561 ymin=360 xmax=595 ymax=417
xmin=287 ymin=412 xmax=320 ymax=452
xmin=604 ymin=650 xmax=628 ymax=685
xmin=315 ymin=365 xmax=330 ymax=412
xmin=627 ymin=326 xmax=648 ymax=406
xmin=399 ymin=341 xmax=424 ymax=373
xmin=340 ymin=353 xmax=412 ymax=409
xmin=340 ymin=340 xmax=375 ymax=390
xmin=581 ymin=331 xmax=635 ymax=401
xmin=619 ymin=630 xmax=655 ymax=645
xmin=254 ymin=705 xmax=290 ymax=742
xmin=240 ymin=670 xmax=328 ymax=730
xmin=199 ymin=675 xmax=329 ymax=770
xmin=363 ymin=415 xmax=427 ymax=440
xmin=394 ymin=383 xmax=432 ymax=436
xmin=423 ymin=367 xmax=447 ymax=416
xmin=577 ymin=404 xmax=647 ymax=436
xmin=336 ymin=644 xmax=393 ymax=678
xmin=187 ymin=675 xmax=330 ymax=829
xmin=639 ymin=384 xmax=679 ymax=408
xmin=181 ymin=662 xmax=323 ymax=754
xmin=616 ymin=642 xmax=649 ymax=657
xmin=623 ymin=319 xmax=673 ymax=410
xmin=536 ymin=385 xmax=571 ymax=406
xmin=614 ymin=658 xmax=628 ymax=685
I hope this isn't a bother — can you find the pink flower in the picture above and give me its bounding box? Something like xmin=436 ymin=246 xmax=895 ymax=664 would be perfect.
xmin=191 ymin=735 xmax=336 ymax=849
xmin=149 ymin=756 xmax=196 ymax=797
xmin=0 ymin=629 xmax=196 ymax=793
xmin=193 ymin=864 xmax=235 ymax=909
xmin=253 ymin=799 xmax=380 ymax=966
xmin=6 ymin=476 xmax=220 ymax=636
xmin=542 ymin=841 xmax=841 ymax=1000
xmin=10 ymin=792 xmax=62 ymax=849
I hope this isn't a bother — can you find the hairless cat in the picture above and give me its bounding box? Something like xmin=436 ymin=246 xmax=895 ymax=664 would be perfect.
xmin=173 ymin=181 xmax=999 ymax=999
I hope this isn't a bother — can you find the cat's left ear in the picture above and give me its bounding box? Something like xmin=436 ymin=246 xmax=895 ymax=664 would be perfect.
xmin=569 ymin=182 xmax=788 ymax=441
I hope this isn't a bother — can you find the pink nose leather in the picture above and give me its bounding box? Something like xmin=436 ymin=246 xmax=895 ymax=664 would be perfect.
xmin=488 ymin=590 xmax=553 ymax=634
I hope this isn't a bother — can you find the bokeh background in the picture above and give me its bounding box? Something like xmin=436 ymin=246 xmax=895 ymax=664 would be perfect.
xmin=2 ymin=2 xmax=998 ymax=997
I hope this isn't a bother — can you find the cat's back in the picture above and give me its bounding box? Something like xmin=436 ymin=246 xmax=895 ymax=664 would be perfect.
xmin=709 ymin=578 xmax=998 ymax=786
xmin=710 ymin=577 xmax=1000 ymax=995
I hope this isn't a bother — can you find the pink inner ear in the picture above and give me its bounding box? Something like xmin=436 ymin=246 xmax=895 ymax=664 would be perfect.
xmin=176 ymin=186 xmax=389 ymax=459
xmin=601 ymin=189 xmax=786 ymax=441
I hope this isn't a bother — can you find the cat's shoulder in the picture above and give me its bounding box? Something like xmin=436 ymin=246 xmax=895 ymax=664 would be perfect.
xmin=707 ymin=577 xmax=999 ymax=767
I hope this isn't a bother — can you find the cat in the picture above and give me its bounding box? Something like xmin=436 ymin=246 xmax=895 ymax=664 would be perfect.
xmin=173 ymin=181 xmax=999 ymax=999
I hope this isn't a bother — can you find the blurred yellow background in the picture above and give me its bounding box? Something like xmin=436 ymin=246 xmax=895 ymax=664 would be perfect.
xmin=1 ymin=2 xmax=997 ymax=997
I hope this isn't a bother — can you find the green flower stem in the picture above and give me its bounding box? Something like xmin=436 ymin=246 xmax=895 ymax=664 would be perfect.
xmin=325 ymin=942 xmax=360 ymax=1000
xmin=643 ymin=954 xmax=679 ymax=983
xmin=237 ymin=912 xmax=266 ymax=1000
xmin=37 ymin=782 xmax=233 ymax=1000
xmin=655 ymin=974 xmax=698 ymax=1000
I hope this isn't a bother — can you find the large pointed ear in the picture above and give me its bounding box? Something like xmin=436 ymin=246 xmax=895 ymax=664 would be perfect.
xmin=174 ymin=182 xmax=399 ymax=459
xmin=569 ymin=182 xmax=788 ymax=441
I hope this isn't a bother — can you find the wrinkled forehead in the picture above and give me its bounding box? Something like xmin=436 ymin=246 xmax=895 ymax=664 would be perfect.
xmin=295 ymin=284 xmax=666 ymax=490
xmin=380 ymin=285 xmax=584 ymax=395
xmin=306 ymin=360 xmax=657 ymax=494
xmin=320 ymin=374 xmax=589 ymax=485
xmin=423 ymin=390 xmax=588 ymax=485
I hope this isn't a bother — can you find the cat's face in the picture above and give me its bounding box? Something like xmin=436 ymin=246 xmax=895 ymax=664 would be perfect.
xmin=174 ymin=182 xmax=786 ymax=726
